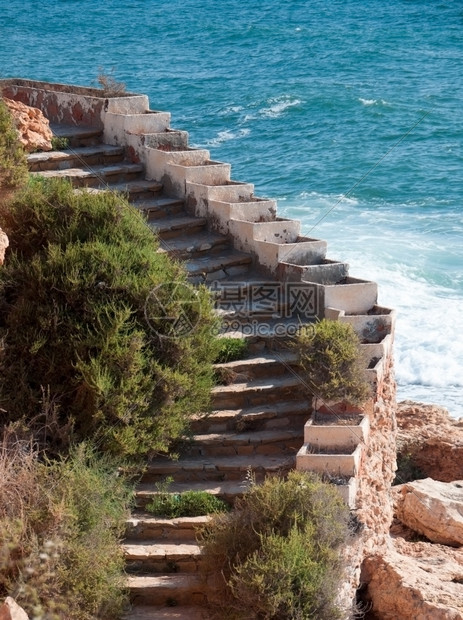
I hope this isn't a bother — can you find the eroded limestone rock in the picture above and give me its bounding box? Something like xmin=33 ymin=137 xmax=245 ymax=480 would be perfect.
xmin=3 ymin=98 xmax=53 ymax=153
xmin=394 ymin=478 xmax=463 ymax=547
xmin=0 ymin=597 xmax=29 ymax=620
xmin=362 ymin=537 xmax=463 ymax=619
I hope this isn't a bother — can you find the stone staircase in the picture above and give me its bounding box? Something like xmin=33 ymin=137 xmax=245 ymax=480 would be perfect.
xmin=13 ymin=77 xmax=397 ymax=619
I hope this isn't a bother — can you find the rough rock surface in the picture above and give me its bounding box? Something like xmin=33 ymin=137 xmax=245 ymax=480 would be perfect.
xmin=0 ymin=228 xmax=8 ymax=265
xmin=3 ymin=98 xmax=53 ymax=153
xmin=394 ymin=478 xmax=463 ymax=546
xmin=396 ymin=401 xmax=463 ymax=482
xmin=0 ymin=598 xmax=29 ymax=620
xmin=362 ymin=536 xmax=463 ymax=619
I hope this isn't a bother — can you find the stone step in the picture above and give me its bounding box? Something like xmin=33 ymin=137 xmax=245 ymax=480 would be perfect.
xmin=183 ymin=428 xmax=303 ymax=458
xmin=185 ymin=252 xmax=252 ymax=280
xmin=27 ymin=144 xmax=125 ymax=172
xmin=159 ymin=231 xmax=230 ymax=260
xmin=136 ymin=196 xmax=186 ymax=220
xmin=190 ymin=399 xmax=310 ymax=434
xmin=127 ymin=574 xmax=209 ymax=607
xmin=123 ymin=605 xmax=211 ymax=620
xmin=141 ymin=453 xmax=295 ymax=484
xmin=219 ymin=318 xmax=314 ymax=351
xmin=149 ymin=215 xmax=208 ymax=240
xmin=135 ymin=480 xmax=245 ymax=509
xmin=214 ymin=350 xmax=299 ymax=382
xmin=32 ymin=162 xmax=145 ymax=187
xmin=50 ymin=123 xmax=103 ymax=147
xmin=126 ymin=513 xmax=211 ymax=541
xmin=99 ymin=179 xmax=164 ymax=201
xmin=211 ymin=374 xmax=305 ymax=410
xmin=123 ymin=541 xmax=202 ymax=574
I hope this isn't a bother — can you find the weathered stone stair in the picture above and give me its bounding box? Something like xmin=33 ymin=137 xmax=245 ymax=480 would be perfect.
xmin=13 ymin=76 xmax=396 ymax=618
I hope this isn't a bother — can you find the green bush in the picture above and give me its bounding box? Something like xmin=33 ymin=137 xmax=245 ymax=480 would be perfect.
xmin=199 ymin=471 xmax=351 ymax=619
xmin=0 ymin=98 xmax=29 ymax=194
xmin=295 ymin=319 xmax=370 ymax=406
xmin=146 ymin=478 xmax=228 ymax=518
xmin=0 ymin=177 xmax=220 ymax=457
xmin=0 ymin=435 xmax=133 ymax=620
xmin=214 ymin=337 xmax=248 ymax=363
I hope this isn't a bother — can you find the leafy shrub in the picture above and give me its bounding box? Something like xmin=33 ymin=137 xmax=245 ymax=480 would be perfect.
xmin=295 ymin=319 xmax=370 ymax=406
xmin=214 ymin=337 xmax=248 ymax=363
xmin=146 ymin=478 xmax=228 ymax=517
xmin=393 ymin=440 xmax=426 ymax=485
xmin=0 ymin=433 xmax=133 ymax=620
xmin=0 ymin=177 xmax=220 ymax=457
xmin=0 ymin=98 xmax=29 ymax=194
xmin=50 ymin=136 xmax=70 ymax=151
xmin=199 ymin=471 xmax=351 ymax=619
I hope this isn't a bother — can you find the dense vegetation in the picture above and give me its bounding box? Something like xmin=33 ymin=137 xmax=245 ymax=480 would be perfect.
xmin=0 ymin=176 xmax=220 ymax=457
xmin=199 ymin=471 xmax=351 ymax=620
xmin=295 ymin=319 xmax=370 ymax=407
xmin=0 ymin=98 xmax=29 ymax=193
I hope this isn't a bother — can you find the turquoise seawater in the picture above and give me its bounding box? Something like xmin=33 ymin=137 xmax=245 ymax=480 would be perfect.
xmin=1 ymin=0 xmax=462 ymax=415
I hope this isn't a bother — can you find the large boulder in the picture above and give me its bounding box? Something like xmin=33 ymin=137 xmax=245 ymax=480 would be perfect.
xmin=3 ymin=98 xmax=52 ymax=153
xmin=394 ymin=478 xmax=463 ymax=546
xmin=396 ymin=401 xmax=463 ymax=482
xmin=0 ymin=598 xmax=29 ymax=620
xmin=362 ymin=537 xmax=463 ymax=619
xmin=0 ymin=228 xmax=7 ymax=264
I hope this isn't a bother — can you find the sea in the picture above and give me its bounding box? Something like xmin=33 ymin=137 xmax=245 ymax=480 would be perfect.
xmin=1 ymin=0 xmax=462 ymax=417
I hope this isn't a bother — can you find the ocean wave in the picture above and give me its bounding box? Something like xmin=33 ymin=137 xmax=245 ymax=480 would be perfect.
xmin=205 ymin=128 xmax=250 ymax=146
xmin=260 ymin=96 xmax=302 ymax=118
xmin=358 ymin=97 xmax=389 ymax=106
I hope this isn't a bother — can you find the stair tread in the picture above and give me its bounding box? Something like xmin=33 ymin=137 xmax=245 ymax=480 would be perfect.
xmin=139 ymin=196 xmax=185 ymax=210
xmin=32 ymin=162 xmax=144 ymax=179
xmin=50 ymin=123 xmax=102 ymax=139
xmin=27 ymin=144 xmax=124 ymax=163
xmin=194 ymin=399 xmax=310 ymax=423
xmin=213 ymin=350 xmax=299 ymax=371
xmin=128 ymin=573 xmax=206 ymax=590
xmin=136 ymin=480 xmax=247 ymax=498
xmin=159 ymin=231 xmax=228 ymax=254
xmin=145 ymin=453 xmax=295 ymax=474
xmin=185 ymin=252 xmax=252 ymax=275
xmin=211 ymin=374 xmax=303 ymax=394
xmin=149 ymin=215 xmax=207 ymax=233
xmin=123 ymin=605 xmax=210 ymax=620
xmin=127 ymin=513 xmax=211 ymax=528
xmin=190 ymin=428 xmax=302 ymax=445
xmin=123 ymin=541 xmax=201 ymax=558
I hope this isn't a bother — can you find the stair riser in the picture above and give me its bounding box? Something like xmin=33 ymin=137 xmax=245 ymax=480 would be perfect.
xmin=191 ymin=410 xmax=309 ymax=435
xmin=212 ymin=385 xmax=305 ymax=410
xmin=70 ymin=169 xmax=143 ymax=188
xmin=28 ymin=152 xmax=124 ymax=172
xmin=163 ymin=240 xmax=231 ymax=261
xmin=181 ymin=436 xmax=303 ymax=459
xmin=126 ymin=557 xmax=203 ymax=574
xmin=214 ymin=362 xmax=297 ymax=383
xmin=129 ymin=586 xmax=209 ymax=607
xmin=140 ymin=465 xmax=290 ymax=485
xmin=143 ymin=203 xmax=186 ymax=220
xmin=125 ymin=524 xmax=202 ymax=542
xmin=159 ymin=224 xmax=207 ymax=240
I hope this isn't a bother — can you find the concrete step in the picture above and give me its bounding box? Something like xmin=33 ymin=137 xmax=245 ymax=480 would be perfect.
xmin=214 ymin=350 xmax=299 ymax=382
xmin=141 ymin=453 xmax=295 ymax=484
xmin=183 ymin=428 xmax=303 ymax=458
xmin=27 ymin=144 xmax=125 ymax=172
xmin=159 ymin=231 xmax=230 ymax=260
xmin=124 ymin=540 xmax=202 ymax=574
xmin=135 ymin=480 xmax=245 ymax=509
xmin=211 ymin=374 xmax=305 ymax=410
xmin=123 ymin=605 xmax=211 ymax=620
xmin=127 ymin=574 xmax=209 ymax=607
xmin=219 ymin=318 xmax=314 ymax=351
xmin=32 ymin=162 xmax=144 ymax=187
xmin=126 ymin=513 xmax=211 ymax=541
xmin=149 ymin=215 xmax=208 ymax=240
xmin=98 ymin=179 xmax=164 ymax=201
xmin=50 ymin=123 xmax=103 ymax=147
xmin=136 ymin=196 xmax=186 ymax=220
xmin=185 ymin=252 xmax=252 ymax=280
xmin=191 ymin=399 xmax=310 ymax=434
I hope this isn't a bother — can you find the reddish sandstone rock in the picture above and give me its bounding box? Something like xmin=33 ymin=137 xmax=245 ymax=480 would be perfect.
xmin=0 ymin=227 xmax=8 ymax=265
xmin=3 ymin=98 xmax=53 ymax=153
xmin=362 ymin=536 xmax=463 ymax=619
xmin=396 ymin=401 xmax=463 ymax=482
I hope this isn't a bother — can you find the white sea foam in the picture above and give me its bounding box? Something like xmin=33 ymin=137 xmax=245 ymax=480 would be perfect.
xmin=359 ymin=97 xmax=389 ymax=106
xmin=260 ymin=97 xmax=302 ymax=118
xmin=205 ymin=128 xmax=250 ymax=146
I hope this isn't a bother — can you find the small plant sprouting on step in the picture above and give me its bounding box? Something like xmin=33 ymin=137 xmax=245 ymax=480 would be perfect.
xmin=214 ymin=337 xmax=248 ymax=364
xmin=51 ymin=136 xmax=70 ymax=151
xmin=96 ymin=67 xmax=127 ymax=97
xmin=145 ymin=477 xmax=229 ymax=518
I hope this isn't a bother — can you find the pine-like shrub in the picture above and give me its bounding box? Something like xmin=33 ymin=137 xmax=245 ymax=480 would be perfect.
xmin=199 ymin=471 xmax=351 ymax=619
xmin=295 ymin=319 xmax=370 ymax=406
xmin=0 ymin=98 xmax=29 ymax=195
xmin=0 ymin=177 xmax=220 ymax=456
